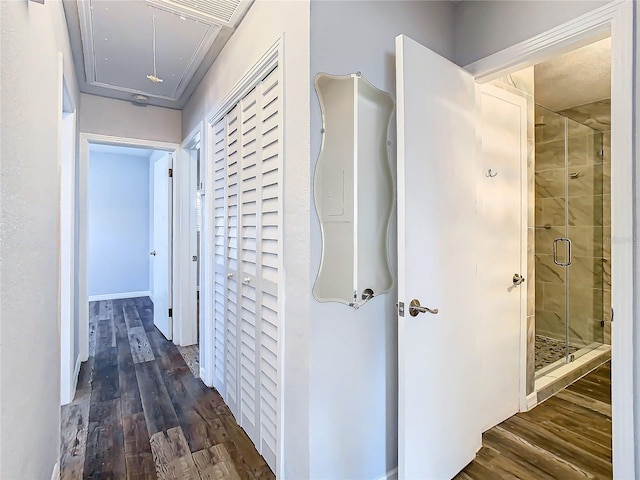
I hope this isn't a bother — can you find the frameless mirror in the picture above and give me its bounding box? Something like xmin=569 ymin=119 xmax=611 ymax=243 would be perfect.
xmin=313 ymin=72 xmax=395 ymax=308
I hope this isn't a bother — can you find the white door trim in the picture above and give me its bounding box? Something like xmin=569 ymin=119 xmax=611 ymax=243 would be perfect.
xmin=58 ymin=52 xmax=78 ymax=405
xmin=465 ymin=2 xmax=635 ymax=477
xmin=177 ymin=123 xmax=204 ymax=352
xmin=78 ymin=133 xmax=180 ymax=362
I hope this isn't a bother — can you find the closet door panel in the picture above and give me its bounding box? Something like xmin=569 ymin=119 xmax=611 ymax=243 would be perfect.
xmin=225 ymin=106 xmax=240 ymax=417
xmin=212 ymin=119 xmax=227 ymax=393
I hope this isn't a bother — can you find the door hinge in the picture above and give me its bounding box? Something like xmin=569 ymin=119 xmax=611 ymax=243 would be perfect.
xmin=397 ymin=301 xmax=405 ymax=317
xmin=168 ymin=307 xmax=173 ymax=317
xmin=168 ymin=168 xmax=173 ymax=178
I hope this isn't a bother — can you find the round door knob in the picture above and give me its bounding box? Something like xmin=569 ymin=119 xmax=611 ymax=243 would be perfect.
xmin=243 ymin=277 xmax=251 ymax=284
xmin=227 ymin=273 xmax=233 ymax=279
xmin=150 ymin=250 xmax=157 ymax=256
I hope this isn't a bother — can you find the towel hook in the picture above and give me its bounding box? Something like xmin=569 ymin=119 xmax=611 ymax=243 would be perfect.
xmin=486 ymin=169 xmax=498 ymax=178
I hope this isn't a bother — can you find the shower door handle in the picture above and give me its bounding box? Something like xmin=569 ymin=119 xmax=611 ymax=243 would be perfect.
xmin=553 ymin=238 xmax=572 ymax=266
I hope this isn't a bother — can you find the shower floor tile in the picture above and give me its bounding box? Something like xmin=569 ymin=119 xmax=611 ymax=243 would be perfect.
xmin=535 ymin=335 xmax=579 ymax=371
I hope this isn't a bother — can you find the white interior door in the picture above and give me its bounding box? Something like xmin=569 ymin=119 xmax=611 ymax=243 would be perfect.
xmin=152 ymin=153 xmax=173 ymax=339
xmin=396 ymin=34 xmax=482 ymax=479
xmin=477 ymin=84 xmax=527 ymax=431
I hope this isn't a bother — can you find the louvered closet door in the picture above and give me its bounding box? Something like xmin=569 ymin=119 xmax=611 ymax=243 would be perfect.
xmin=225 ymin=106 xmax=241 ymax=417
xmin=212 ymin=119 xmax=227 ymax=394
xmin=238 ymin=86 xmax=261 ymax=444
xmin=215 ymin=65 xmax=282 ymax=473
xmin=257 ymin=67 xmax=281 ymax=468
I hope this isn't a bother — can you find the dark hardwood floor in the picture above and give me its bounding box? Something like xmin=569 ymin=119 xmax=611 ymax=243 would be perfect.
xmin=456 ymin=362 xmax=612 ymax=479
xmin=60 ymin=297 xmax=274 ymax=480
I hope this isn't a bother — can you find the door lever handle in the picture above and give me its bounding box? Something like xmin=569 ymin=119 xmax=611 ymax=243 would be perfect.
xmin=150 ymin=250 xmax=157 ymax=256
xmin=513 ymin=273 xmax=525 ymax=286
xmin=409 ymin=299 xmax=438 ymax=316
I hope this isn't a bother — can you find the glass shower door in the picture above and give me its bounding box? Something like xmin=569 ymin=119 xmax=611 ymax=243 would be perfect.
xmin=566 ymin=118 xmax=605 ymax=359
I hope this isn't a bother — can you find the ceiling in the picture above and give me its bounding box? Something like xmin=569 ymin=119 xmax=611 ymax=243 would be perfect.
xmin=63 ymin=0 xmax=253 ymax=109
xmin=534 ymin=37 xmax=611 ymax=112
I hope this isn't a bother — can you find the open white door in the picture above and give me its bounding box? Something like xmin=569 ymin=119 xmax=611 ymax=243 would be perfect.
xmin=477 ymin=84 xmax=528 ymax=431
xmin=152 ymin=153 xmax=173 ymax=339
xmin=396 ymin=34 xmax=482 ymax=478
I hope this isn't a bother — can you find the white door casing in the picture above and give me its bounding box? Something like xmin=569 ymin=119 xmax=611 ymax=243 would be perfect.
xmin=152 ymin=153 xmax=173 ymax=339
xmin=396 ymin=34 xmax=482 ymax=479
xmin=477 ymin=84 xmax=528 ymax=431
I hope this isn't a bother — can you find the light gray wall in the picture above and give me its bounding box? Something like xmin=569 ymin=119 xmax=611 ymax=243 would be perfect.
xmin=309 ymin=2 xmax=455 ymax=478
xmin=80 ymin=93 xmax=182 ymax=144
xmin=0 ymin=0 xmax=80 ymax=478
xmin=88 ymin=151 xmax=151 ymax=297
xmin=454 ymin=0 xmax=610 ymax=66
xmin=182 ymin=1 xmax=311 ymax=477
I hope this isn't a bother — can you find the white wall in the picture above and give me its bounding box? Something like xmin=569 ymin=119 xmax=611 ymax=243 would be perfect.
xmin=182 ymin=1 xmax=311 ymax=477
xmin=88 ymin=151 xmax=151 ymax=297
xmin=80 ymin=93 xmax=182 ymax=144
xmin=0 ymin=0 xmax=80 ymax=478
xmin=309 ymin=2 xmax=455 ymax=479
xmin=454 ymin=0 xmax=610 ymax=66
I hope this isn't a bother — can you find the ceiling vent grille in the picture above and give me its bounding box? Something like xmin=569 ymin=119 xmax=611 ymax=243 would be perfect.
xmin=145 ymin=0 xmax=244 ymax=26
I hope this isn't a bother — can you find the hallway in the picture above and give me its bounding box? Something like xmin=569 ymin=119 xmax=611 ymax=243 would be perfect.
xmin=60 ymin=298 xmax=274 ymax=480
xmin=456 ymin=362 xmax=612 ymax=479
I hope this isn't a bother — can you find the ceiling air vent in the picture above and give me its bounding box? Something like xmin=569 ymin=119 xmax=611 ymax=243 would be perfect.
xmin=145 ymin=0 xmax=247 ymax=26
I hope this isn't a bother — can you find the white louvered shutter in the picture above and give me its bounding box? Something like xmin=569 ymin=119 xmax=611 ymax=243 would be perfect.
xmin=238 ymin=86 xmax=261 ymax=444
xmin=213 ymin=65 xmax=281 ymax=473
xmin=224 ymin=105 xmax=241 ymax=417
xmin=257 ymin=67 xmax=281 ymax=468
xmin=212 ymin=119 xmax=227 ymax=394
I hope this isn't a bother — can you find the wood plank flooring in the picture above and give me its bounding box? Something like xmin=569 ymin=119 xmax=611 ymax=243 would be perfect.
xmin=456 ymin=362 xmax=612 ymax=479
xmin=60 ymin=297 xmax=274 ymax=480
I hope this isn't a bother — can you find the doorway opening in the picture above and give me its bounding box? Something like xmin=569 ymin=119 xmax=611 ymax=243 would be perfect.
xmin=490 ymin=36 xmax=612 ymax=404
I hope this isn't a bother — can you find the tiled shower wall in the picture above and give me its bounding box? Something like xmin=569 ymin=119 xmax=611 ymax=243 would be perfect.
xmin=534 ymin=99 xmax=610 ymax=348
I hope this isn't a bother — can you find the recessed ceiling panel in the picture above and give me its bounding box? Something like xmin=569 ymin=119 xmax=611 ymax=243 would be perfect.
xmin=78 ymin=0 xmax=222 ymax=101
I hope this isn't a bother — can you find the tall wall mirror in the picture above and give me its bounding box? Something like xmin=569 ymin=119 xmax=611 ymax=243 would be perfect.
xmin=313 ymin=72 xmax=395 ymax=308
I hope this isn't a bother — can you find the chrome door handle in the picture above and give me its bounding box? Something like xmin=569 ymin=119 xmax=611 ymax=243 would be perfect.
xmin=150 ymin=250 xmax=157 ymax=256
xmin=409 ymin=299 xmax=438 ymax=316
xmin=227 ymin=273 xmax=233 ymax=279
xmin=513 ymin=273 xmax=525 ymax=285
xmin=553 ymin=238 xmax=572 ymax=266
xmin=243 ymin=277 xmax=251 ymax=284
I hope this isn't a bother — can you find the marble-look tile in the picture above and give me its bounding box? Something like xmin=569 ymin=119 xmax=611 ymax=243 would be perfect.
xmin=568 ymin=164 xmax=603 ymax=197
xmin=535 ymin=168 xmax=565 ymax=198
xmin=604 ymin=321 xmax=611 ymax=345
xmin=527 ymin=316 xmax=535 ymax=394
xmin=603 ymin=227 xmax=611 ymax=259
xmin=567 ymin=226 xmax=604 ymax=257
xmin=603 ymin=162 xmax=611 ymax=195
xmin=559 ymin=99 xmax=611 ymax=132
xmin=569 ymin=256 xmax=603 ymax=287
xmin=535 ymin=139 xmax=565 ymax=171
xmin=543 ymin=282 xmax=565 ymax=313
xmin=509 ymin=67 xmax=535 ymax=97
xmin=536 ymin=309 xmax=565 ymax=339
xmin=567 ymin=194 xmax=604 ymax=227
xmin=567 ymin=133 xmax=598 ymax=167
xmin=603 ymin=257 xmax=611 ymax=289
xmin=567 ymin=119 xmax=595 ymax=140
xmin=527 ymin=228 xmax=535 ymax=317
xmin=535 ymin=105 xmax=565 ymax=143
xmin=535 ymin=281 xmax=545 ymax=311
xmin=603 ymin=194 xmax=611 ymax=226
xmin=535 ymin=226 xmax=564 ymax=255
xmin=538 ymin=196 xmax=567 ymax=227
xmin=535 ymin=254 xmax=565 ymax=284
xmin=527 ymin=140 xmax=535 ymax=225
xmin=603 ymin=131 xmax=611 ymax=163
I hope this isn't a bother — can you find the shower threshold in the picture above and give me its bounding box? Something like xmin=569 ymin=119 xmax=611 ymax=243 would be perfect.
xmin=533 ymin=343 xmax=611 ymax=406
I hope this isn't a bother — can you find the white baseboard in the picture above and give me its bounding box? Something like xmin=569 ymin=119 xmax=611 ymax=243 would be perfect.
xmin=377 ymin=467 xmax=398 ymax=480
xmin=89 ymin=290 xmax=151 ymax=301
xmin=51 ymin=461 xmax=60 ymax=480
xmin=525 ymin=392 xmax=538 ymax=411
